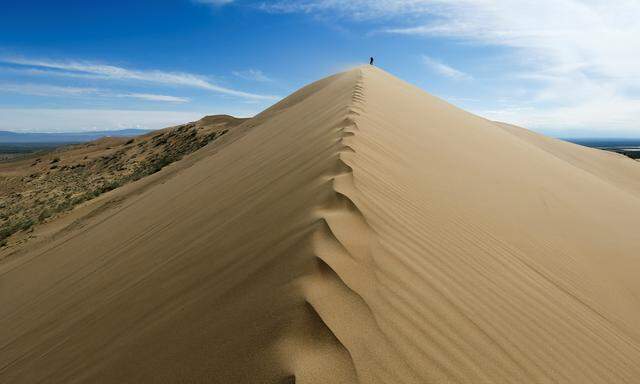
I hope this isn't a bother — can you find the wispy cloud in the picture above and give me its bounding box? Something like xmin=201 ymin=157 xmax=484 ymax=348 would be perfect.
xmin=193 ymin=0 xmax=235 ymax=6
xmin=0 ymin=108 xmax=207 ymax=133
xmin=256 ymin=0 xmax=640 ymax=133
xmin=0 ymin=82 xmax=189 ymax=103
xmin=422 ymin=55 xmax=470 ymax=80
xmin=256 ymin=0 xmax=434 ymax=19
xmin=232 ymin=69 xmax=274 ymax=82
xmin=0 ymin=83 xmax=98 ymax=97
xmin=118 ymin=93 xmax=190 ymax=103
xmin=0 ymin=57 xmax=278 ymax=100
xmin=480 ymin=95 xmax=640 ymax=137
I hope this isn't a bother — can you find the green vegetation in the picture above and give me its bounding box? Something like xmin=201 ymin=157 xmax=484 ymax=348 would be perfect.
xmin=0 ymin=217 xmax=35 ymax=245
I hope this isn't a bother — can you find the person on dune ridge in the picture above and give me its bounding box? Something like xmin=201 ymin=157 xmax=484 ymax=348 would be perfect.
xmin=370 ymin=57 xmax=374 ymax=65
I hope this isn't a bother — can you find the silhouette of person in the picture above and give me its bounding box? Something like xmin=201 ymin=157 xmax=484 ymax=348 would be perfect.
xmin=370 ymin=57 xmax=374 ymax=65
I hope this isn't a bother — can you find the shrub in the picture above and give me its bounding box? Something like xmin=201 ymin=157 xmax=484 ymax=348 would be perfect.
xmin=0 ymin=227 xmax=12 ymax=241
xmin=20 ymin=218 xmax=34 ymax=231
xmin=38 ymin=209 xmax=51 ymax=222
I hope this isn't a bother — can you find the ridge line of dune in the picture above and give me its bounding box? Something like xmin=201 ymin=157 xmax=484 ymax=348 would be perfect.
xmin=297 ymin=68 xmax=422 ymax=383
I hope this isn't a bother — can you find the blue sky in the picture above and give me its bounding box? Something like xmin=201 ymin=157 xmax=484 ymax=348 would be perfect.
xmin=1 ymin=1 xmax=639 ymax=137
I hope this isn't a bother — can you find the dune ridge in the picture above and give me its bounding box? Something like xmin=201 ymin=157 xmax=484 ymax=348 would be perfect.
xmin=301 ymin=71 xmax=421 ymax=382
xmin=2 ymin=66 xmax=640 ymax=383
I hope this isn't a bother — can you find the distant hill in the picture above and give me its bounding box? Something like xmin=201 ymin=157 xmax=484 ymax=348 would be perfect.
xmin=0 ymin=129 xmax=152 ymax=144
xmin=564 ymin=138 xmax=640 ymax=160
xmin=564 ymin=137 xmax=640 ymax=148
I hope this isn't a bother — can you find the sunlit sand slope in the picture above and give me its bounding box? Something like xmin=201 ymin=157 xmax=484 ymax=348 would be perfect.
xmin=2 ymin=66 xmax=640 ymax=383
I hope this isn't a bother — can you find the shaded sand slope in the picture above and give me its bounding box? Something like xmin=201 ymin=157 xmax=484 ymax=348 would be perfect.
xmin=2 ymin=66 xmax=640 ymax=383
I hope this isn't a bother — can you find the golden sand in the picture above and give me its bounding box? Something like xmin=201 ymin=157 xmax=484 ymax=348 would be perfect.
xmin=2 ymin=66 xmax=640 ymax=383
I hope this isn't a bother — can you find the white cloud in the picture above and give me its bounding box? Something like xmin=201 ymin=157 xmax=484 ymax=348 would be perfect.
xmin=257 ymin=0 xmax=435 ymax=19
xmin=0 ymin=83 xmax=98 ymax=97
xmin=232 ymin=69 xmax=274 ymax=82
xmin=0 ymin=109 xmax=207 ymax=133
xmin=0 ymin=82 xmax=190 ymax=103
xmin=119 ymin=93 xmax=190 ymax=103
xmin=0 ymin=57 xmax=278 ymax=101
xmin=194 ymin=0 xmax=235 ymax=5
xmin=381 ymin=1 xmax=640 ymax=82
xmin=259 ymin=0 xmax=640 ymax=133
xmin=421 ymin=55 xmax=470 ymax=80
xmin=480 ymin=96 xmax=640 ymax=137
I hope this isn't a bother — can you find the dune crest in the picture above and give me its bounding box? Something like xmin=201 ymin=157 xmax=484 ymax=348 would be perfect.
xmin=2 ymin=66 xmax=640 ymax=383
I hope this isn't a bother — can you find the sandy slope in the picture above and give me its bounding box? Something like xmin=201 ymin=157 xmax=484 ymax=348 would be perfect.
xmin=2 ymin=66 xmax=640 ymax=383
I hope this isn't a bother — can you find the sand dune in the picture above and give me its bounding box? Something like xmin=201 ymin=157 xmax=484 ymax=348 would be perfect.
xmin=2 ymin=66 xmax=640 ymax=383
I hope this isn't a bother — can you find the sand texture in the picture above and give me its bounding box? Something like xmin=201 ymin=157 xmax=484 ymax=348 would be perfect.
xmin=1 ymin=66 xmax=640 ymax=383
